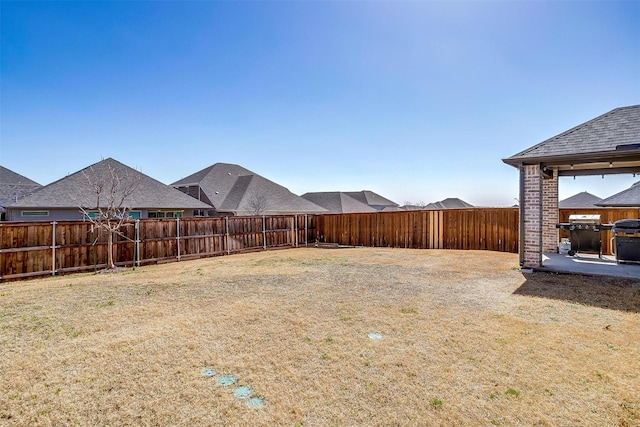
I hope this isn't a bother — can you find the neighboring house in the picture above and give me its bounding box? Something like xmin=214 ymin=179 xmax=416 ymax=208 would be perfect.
xmin=597 ymin=181 xmax=640 ymax=207
xmin=0 ymin=166 xmax=42 ymax=220
xmin=343 ymin=191 xmax=398 ymax=211
xmin=171 ymin=163 xmax=326 ymax=216
xmin=5 ymin=158 xmax=211 ymax=221
xmin=424 ymin=198 xmax=474 ymax=209
xmin=301 ymin=192 xmax=378 ymax=214
xmin=559 ymin=191 xmax=602 ymax=208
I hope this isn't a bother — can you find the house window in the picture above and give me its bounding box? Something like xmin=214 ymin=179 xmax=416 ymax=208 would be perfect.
xmin=84 ymin=211 xmax=100 ymax=220
xmin=148 ymin=211 xmax=182 ymax=218
xmin=22 ymin=211 xmax=49 ymax=217
xmin=84 ymin=211 xmax=141 ymax=220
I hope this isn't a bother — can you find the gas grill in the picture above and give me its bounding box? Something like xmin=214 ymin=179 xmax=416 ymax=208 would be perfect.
xmin=612 ymin=219 xmax=640 ymax=264
xmin=556 ymin=215 xmax=613 ymax=257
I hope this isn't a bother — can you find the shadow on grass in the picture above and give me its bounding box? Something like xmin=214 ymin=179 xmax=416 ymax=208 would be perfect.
xmin=513 ymin=272 xmax=640 ymax=313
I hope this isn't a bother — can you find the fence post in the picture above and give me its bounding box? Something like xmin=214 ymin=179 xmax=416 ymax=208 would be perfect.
xmin=290 ymin=216 xmax=295 ymax=248
xmin=51 ymin=221 xmax=57 ymax=276
xmin=262 ymin=215 xmax=267 ymax=250
xmin=135 ymin=219 xmax=140 ymax=267
xmin=225 ymin=216 xmax=230 ymax=255
xmin=305 ymin=214 xmax=308 ymax=246
xmin=176 ymin=217 xmax=181 ymax=261
xmin=294 ymin=214 xmax=299 ymax=247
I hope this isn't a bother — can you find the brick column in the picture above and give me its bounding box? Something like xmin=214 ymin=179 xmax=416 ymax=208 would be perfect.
xmin=541 ymin=170 xmax=559 ymax=253
xmin=522 ymin=165 xmax=542 ymax=268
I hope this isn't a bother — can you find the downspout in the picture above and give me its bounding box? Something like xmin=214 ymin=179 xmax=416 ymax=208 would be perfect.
xmin=518 ymin=162 xmax=525 ymax=267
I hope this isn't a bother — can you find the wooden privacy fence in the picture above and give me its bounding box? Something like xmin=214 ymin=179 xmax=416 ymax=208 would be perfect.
xmin=314 ymin=208 xmax=520 ymax=252
xmin=0 ymin=215 xmax=316 ymax=282
xmin=3 ymin=207 xmax=637 ymax=282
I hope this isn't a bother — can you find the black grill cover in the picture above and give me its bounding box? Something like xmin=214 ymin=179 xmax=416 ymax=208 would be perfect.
xmin=613 ymin=219 xmax=640 ymax=231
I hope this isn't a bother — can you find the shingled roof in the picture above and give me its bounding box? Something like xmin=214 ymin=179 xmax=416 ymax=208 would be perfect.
xmin=0 ymin=166 xmax=42 ymax=211
xmin=503 ymin=105 xmax=640 ymax=166
xmin=597 ymin=181 xmax=640 ymax=207
xmin=8 ymin=158 xmax=211 ymax=210
xmin=172 ymin=163 xmax=326 ymax=215
xmin=301 ymin=192 xmax=377 ymax=214
xmin=559 ymin=191 xmax=602 ymax=208
xmin=343 ymin=191 xmax=398 ymax=210
xmin=424 ymin=198 xmax=474 ymax=210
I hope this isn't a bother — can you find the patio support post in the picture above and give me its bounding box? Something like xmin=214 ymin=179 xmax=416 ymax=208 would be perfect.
xmin=521 ymin=164 xmax=543 ymax=268
xmin=541 ymin=168 xmax=559 ymax=254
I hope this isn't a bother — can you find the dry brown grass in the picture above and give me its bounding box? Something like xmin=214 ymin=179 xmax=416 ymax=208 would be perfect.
xmin=1 ymin=248 xmax=639 ymax=426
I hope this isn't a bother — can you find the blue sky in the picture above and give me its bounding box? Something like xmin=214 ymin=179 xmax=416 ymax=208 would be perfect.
xmin=1 ymin=1 xmax=639 ymax=206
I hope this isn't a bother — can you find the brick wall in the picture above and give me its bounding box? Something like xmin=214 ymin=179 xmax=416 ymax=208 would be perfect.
xmin=522 ymin=165 xmax=542 ymax=267
xmin=542 ymin=170 xmax=559 ymax=253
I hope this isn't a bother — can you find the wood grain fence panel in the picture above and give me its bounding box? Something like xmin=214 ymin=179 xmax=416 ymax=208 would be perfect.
xmin=313 ymin=209 xmax=519 ymax=253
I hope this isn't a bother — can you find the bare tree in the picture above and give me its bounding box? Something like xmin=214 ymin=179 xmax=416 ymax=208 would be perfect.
xmin=247 ymin=193 xmax=268 ymax=216
xmin=78 ymin=163 xmax=141 ymax=270
xmin=403 ymin=200 xmax=428 ymax=209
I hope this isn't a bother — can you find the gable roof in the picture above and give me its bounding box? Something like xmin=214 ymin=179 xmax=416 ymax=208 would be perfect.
xmin=0 ymin=166 xmax=41 ymax=186
xmin=596 ymin=181 xmax=640 ymax=207
xmin=0 ymin=166 xmax=42 ymax=211
xmin=301 ymin=192 xmax=378 ymax=214
xmin=503 ymin=105 xmax=640 ymax=166
xmin=343 ymin=191 xmax=398 ymax=209
xmin=172 ymin=163 xmax=326 ymax=214
xmin=8 ymin=158 xmax=211 ymax=210
xmin=559 ymin=191 xmax=602 ymax=208
xmin=425 ymin=198 xmax=474 ymax=210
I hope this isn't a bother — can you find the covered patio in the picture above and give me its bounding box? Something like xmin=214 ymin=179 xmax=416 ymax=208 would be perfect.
xmin=503 ymin=105 xmax=640 ymax=276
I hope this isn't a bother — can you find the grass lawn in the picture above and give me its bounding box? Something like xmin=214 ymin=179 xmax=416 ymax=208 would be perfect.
xmin=1 ymin=248 xmax=639 ymax=426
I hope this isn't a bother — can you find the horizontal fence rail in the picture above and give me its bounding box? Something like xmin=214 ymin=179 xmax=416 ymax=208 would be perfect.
xmin=0 ymin=215 xmax=315 ymax=282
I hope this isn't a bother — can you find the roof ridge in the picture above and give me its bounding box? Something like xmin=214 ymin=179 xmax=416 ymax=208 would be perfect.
xmin=508 ymin=104 xmax=640 ymax=159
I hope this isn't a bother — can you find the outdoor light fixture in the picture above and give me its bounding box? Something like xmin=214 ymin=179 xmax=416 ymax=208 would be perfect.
xmin=570 ymin=164 xmax=574 ymax=170
xmin=609 ymin=162 xmax=613 ymax=168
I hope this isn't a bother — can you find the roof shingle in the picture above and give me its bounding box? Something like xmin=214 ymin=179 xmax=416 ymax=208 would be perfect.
xmin=504 ymin=105 xmax=640 ymax=163
xmin=8 ymin=158 xmax=211 ymax=210
xmin=172 ymin=163 xmax=326 ymax=214
xmin=597 ymin=181 xmax=640 ymax=207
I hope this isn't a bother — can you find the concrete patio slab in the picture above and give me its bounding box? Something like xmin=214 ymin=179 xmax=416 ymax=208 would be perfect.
xmin=539 ymin=252 xmax=640 ymax=279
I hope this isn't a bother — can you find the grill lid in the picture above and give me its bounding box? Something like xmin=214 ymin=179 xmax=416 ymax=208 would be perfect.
xmin=613 ymin=218 xmax=640 ymax=230
xmin=568 ymin=214 xmax=601 ymax=225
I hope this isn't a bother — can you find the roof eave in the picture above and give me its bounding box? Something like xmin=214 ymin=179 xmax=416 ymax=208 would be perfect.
xmin=502 ymin=149 xmax=640 ymax=168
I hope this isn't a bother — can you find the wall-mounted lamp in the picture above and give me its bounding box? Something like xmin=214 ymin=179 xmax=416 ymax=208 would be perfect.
xmin=570 ymin=164 xmax=574 ymax=170
xmin=609 ymin=162 xmax=613 ymax=168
